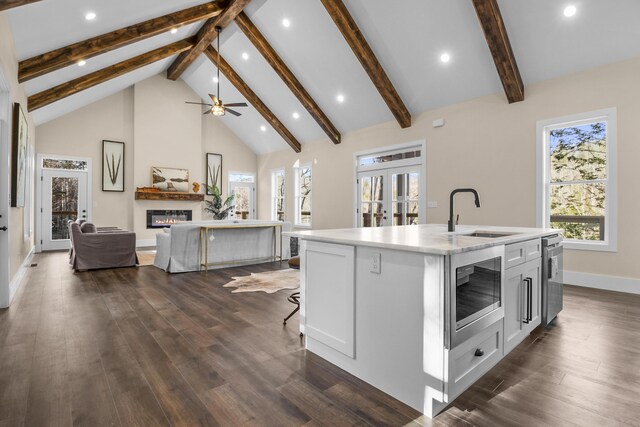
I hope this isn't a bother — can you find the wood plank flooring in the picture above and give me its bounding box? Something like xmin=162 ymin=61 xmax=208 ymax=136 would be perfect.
xmin=1 ymin=252 xmax=639 ymax=426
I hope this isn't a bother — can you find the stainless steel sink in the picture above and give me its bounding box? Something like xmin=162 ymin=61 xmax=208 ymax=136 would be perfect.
xmin=465 ymin=231 xmax=521 ymax=238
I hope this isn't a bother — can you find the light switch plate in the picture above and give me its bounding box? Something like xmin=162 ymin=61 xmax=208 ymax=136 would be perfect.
xmin=427 ymin=201 xmax=438 ymax=208
xmin=371 ymin=253 xmax=381 ymax=274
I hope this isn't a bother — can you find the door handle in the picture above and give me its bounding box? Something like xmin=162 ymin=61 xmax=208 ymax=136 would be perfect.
xmin=522 ymin=278 xmax=530 ymax=324
xmin=0 ymin=226 xmax=7 ymax=231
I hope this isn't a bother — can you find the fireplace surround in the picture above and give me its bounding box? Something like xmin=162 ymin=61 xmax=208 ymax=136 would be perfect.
xmin=146 ymin=210 xmax=192 ymax=229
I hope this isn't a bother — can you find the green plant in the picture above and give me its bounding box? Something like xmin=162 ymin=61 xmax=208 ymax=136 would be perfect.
xmin=204 ymin=184 xmax=235 ymax=220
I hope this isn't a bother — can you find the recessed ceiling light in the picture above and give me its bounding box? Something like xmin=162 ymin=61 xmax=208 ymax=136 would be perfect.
xmin=336 ymin=94 xmax=345 ymax=103
xmin=292 ymin=112 xmax=300 ymax=119
xmin=440 ymin=53 xmax=451 ymax=63
xmin=170 ymin=28 xmax=178 ymax=34
xmin=212 ymin=76 xmax=219 ymax=83
xmin=282 ymin=18 xmax=291 ymax=28
xmin=563 ymin=5 xmax=577 ymax=17
xmin=242 ymin=52 xmax=249 ymax=61
xmin=85 ymin=12 xmax=96 ymax=21
xmin=260 ymin=125 xmax=267 ymax=132
xmin=77 ymin=60 xmax=86 ymax=67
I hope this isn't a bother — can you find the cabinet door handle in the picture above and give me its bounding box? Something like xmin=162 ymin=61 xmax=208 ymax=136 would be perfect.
xmin=527 ymin=277 xmax=533 ymax=322
xmin=474 ymin=348 xmax=484 ymax=357
xmin=522 ymin=278 xmax=530 ymax=324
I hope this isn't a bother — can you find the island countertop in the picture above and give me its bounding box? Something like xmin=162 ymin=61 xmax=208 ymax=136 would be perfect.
xmin=285 ymin=224 xmax=560 ymax=255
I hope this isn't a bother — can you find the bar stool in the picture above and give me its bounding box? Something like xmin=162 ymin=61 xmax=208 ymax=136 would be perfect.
xmin=284 ymin=256 xmax=301 ymax=327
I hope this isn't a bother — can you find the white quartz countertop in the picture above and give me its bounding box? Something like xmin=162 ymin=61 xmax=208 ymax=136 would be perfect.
xmin=285 ymin=224 xmax=561 ymax=255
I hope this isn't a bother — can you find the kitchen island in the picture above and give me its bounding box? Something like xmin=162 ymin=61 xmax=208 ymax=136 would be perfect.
xmin=287 ymin=224 xmax=561 ymax=418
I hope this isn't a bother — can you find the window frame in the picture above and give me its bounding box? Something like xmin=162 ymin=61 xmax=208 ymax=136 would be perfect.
xmin=294 ymin=164 xmax=312 ymax=228
xmin=271 ymin=169 xmax=285 ymax=222
xmin=536 ymin=107 xmax=617 ymax=252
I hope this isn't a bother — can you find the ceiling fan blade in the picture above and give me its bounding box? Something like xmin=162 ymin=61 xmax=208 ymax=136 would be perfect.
xmin=224 ymin=102 xmax=248 ymax=107
xmin=186 ymin=101 xmax=213 ymax=106
xmin=203 ymin=109 xmax=213 ymax=115
xmin=224 ymin=108 xmax=242 ymax=117
xmin=209 ymin=94 xmax=218 ymax=104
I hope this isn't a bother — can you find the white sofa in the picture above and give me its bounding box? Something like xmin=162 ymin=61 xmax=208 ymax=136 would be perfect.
xmin=154 ymin=220 xmax=291 ymax=273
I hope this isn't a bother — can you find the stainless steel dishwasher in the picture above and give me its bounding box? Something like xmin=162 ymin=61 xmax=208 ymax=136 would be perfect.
xmin=542 ymin=235 xmax=563 ymax=326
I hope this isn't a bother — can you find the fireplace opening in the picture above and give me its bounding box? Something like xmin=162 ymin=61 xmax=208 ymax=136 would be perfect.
xmin=147 ymin=210 xmax=192 ymax=228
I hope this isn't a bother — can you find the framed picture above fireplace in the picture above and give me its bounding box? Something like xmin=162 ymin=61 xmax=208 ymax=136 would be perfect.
xmin=102 ymin=140 xmax=124 ymax=192
xmin=206 ymin=153 xmax=222 ymax=195
xmin=152 ymin=166 xmax=189 ymax=192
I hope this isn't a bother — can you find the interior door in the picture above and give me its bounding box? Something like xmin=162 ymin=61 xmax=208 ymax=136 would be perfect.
xmin=0 ymin=114 xmax=10 ymax=307
xmin=41 ymin=169 xmax=88 ymax=250
xmin=229 ymin=181 xmax=255 ymax=220
xmin=357 ymin=171 xmax=387 ymax=227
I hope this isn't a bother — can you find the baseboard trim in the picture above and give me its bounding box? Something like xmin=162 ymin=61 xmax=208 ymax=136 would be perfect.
xmin=8 ymin=246 xmax=35 ymax=307
xmin=564 ymin=271 xmax=640 ymax=295
xmin=136 ymin=239 xmax=156 ymax=248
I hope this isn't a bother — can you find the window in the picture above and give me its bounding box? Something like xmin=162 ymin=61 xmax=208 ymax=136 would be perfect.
xmin=228 ymin=172 xmax=255 ymax=219
xmin=294 ymin=165 xmax=311 ymax=227
xmin=42 ymin=157 xmax=88 ymax=171
xmin=537 ymin=108 xmax=617 ymax=251
xmin=271 ymin=169 xmax=285 ymax=221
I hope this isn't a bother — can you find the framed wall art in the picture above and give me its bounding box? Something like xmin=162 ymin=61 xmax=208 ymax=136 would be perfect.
xmin=152 ymin=166 xmax=190 ymax=192
xmin=11 ymin=102 xmax=28 ymax=208
xmin=206 ymin=153 xmax=222 ymax=195
xmin=102 ymin=140 xmax=125 ymax=192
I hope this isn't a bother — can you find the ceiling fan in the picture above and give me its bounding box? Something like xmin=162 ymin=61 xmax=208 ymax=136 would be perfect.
xmin=186 ymin=25 xmax=248 ymax=117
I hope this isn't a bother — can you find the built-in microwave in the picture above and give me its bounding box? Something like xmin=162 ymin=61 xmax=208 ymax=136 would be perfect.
xmin=447 ymin=245 xmax=505 ymax=348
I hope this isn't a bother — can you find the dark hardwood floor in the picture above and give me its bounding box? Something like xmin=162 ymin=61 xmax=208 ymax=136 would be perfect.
xmin=1 ymin=252 xmax=639 ymax=426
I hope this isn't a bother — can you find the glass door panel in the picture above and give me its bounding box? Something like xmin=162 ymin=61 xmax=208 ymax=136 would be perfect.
xmin=391 ymin=170 xmax=420 ymax=225
xmin=51 ymin=176 xmax=78 ymax=240
xmin=358 ymin=173 xmax=386 ymax=227
xmin=41 ymin=169 xmax=88 ymax=251
xmin=229 ymin=182 xmax=255 ymax=219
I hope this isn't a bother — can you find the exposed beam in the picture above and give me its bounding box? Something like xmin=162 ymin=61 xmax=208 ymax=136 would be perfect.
xmin=28 ymin=37 xmax=196 ymax=111
xmin=472 ymin=0 xmax=524 ymax=103
xmin=18 ymin=2 xmax=224 ymax=83
xmin=167 ymin=0 xmax=251 ymax=81
xmin=320 ymin=0 xmax=411 ymax=128
xmin=0 ymin=0 xmax=42 ymax=12
xmin=204 ymin=46 xmax=301 ymax=153
xmin=235 ymin=12 xmax=341 ymax=145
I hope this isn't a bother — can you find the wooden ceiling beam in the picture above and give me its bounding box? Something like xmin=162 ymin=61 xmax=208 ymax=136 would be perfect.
xmin=472 ymin=0 xmax=524 ymax=103
xmin=167 ymin=0 xmax=251 ymax=81
xmin=28 ymin=37 xmax=196 ymax=111
xmin=235 ymin=12 xmax=341 ymax=145
xmin=320 ymin=0 xmax=411 ymax=128
xmin=205 ymin=45 xmax=302 ymax=153
xmin=18 ymin=2 xmax=223 ymax=83
xmin=0 ymin=0 xmax=42 ymax=12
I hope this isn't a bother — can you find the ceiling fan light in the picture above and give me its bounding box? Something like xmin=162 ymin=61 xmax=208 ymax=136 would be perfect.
xmin=211 ymin=104 xmax=225 ymax=116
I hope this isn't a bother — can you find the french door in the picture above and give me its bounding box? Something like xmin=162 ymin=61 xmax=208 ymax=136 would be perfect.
xmin=41 ymin=169 xmax=88 ymax=250
xmin=357 ymin=166 xmax=420 ymax=228
xmin=229 ymin=181 xmax=255 ymax=220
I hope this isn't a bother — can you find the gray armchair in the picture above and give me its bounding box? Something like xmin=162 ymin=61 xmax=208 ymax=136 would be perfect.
xmin=69 ymin=222 xmax=138 ymax=271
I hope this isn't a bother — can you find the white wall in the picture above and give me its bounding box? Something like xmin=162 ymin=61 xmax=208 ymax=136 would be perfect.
xmin=258 ymin=56 xmax=640 ymax=282
xmin=0 ymin=12 xmax=36 ymax=305
xmin=35 ymin=74 xmax=259 ymax=244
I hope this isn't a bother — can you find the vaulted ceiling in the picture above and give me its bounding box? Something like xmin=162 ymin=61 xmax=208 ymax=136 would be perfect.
xmin=7 ymin=0 xmax=640 ymax=154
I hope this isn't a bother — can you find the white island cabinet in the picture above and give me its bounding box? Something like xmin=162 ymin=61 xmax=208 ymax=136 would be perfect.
xmin=289 ymin=224 xmax=560 ymax=418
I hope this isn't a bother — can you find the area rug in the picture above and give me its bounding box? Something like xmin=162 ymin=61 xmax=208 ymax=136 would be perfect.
xmin=136 ymin=250 xmax=156 ymax=266
xmin=223 ymin=269 xmax=299 ymax=294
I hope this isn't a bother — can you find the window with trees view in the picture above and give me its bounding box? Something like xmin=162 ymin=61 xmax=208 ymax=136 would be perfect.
xmin=295 ymin=165 xmax=311 ymax=226
xmin=537 ymin=108 xmax=617 ymax=251
xmin=271 ymin=169 xmax=285 ymax=221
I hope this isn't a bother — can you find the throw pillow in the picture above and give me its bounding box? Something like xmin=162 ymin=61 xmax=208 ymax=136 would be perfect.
xmin=80 ymin=222 xmax=97 ymax=233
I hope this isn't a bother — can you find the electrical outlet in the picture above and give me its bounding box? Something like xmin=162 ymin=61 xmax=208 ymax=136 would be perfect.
xmin=371 ymin=253 xmax=381 ymax=274
xmin=427 ymin=201 xmax=438 ymax=208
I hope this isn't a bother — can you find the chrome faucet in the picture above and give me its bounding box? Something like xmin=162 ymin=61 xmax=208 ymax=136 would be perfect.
xmin=448 ymin=188 xmax=481 ymax=232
